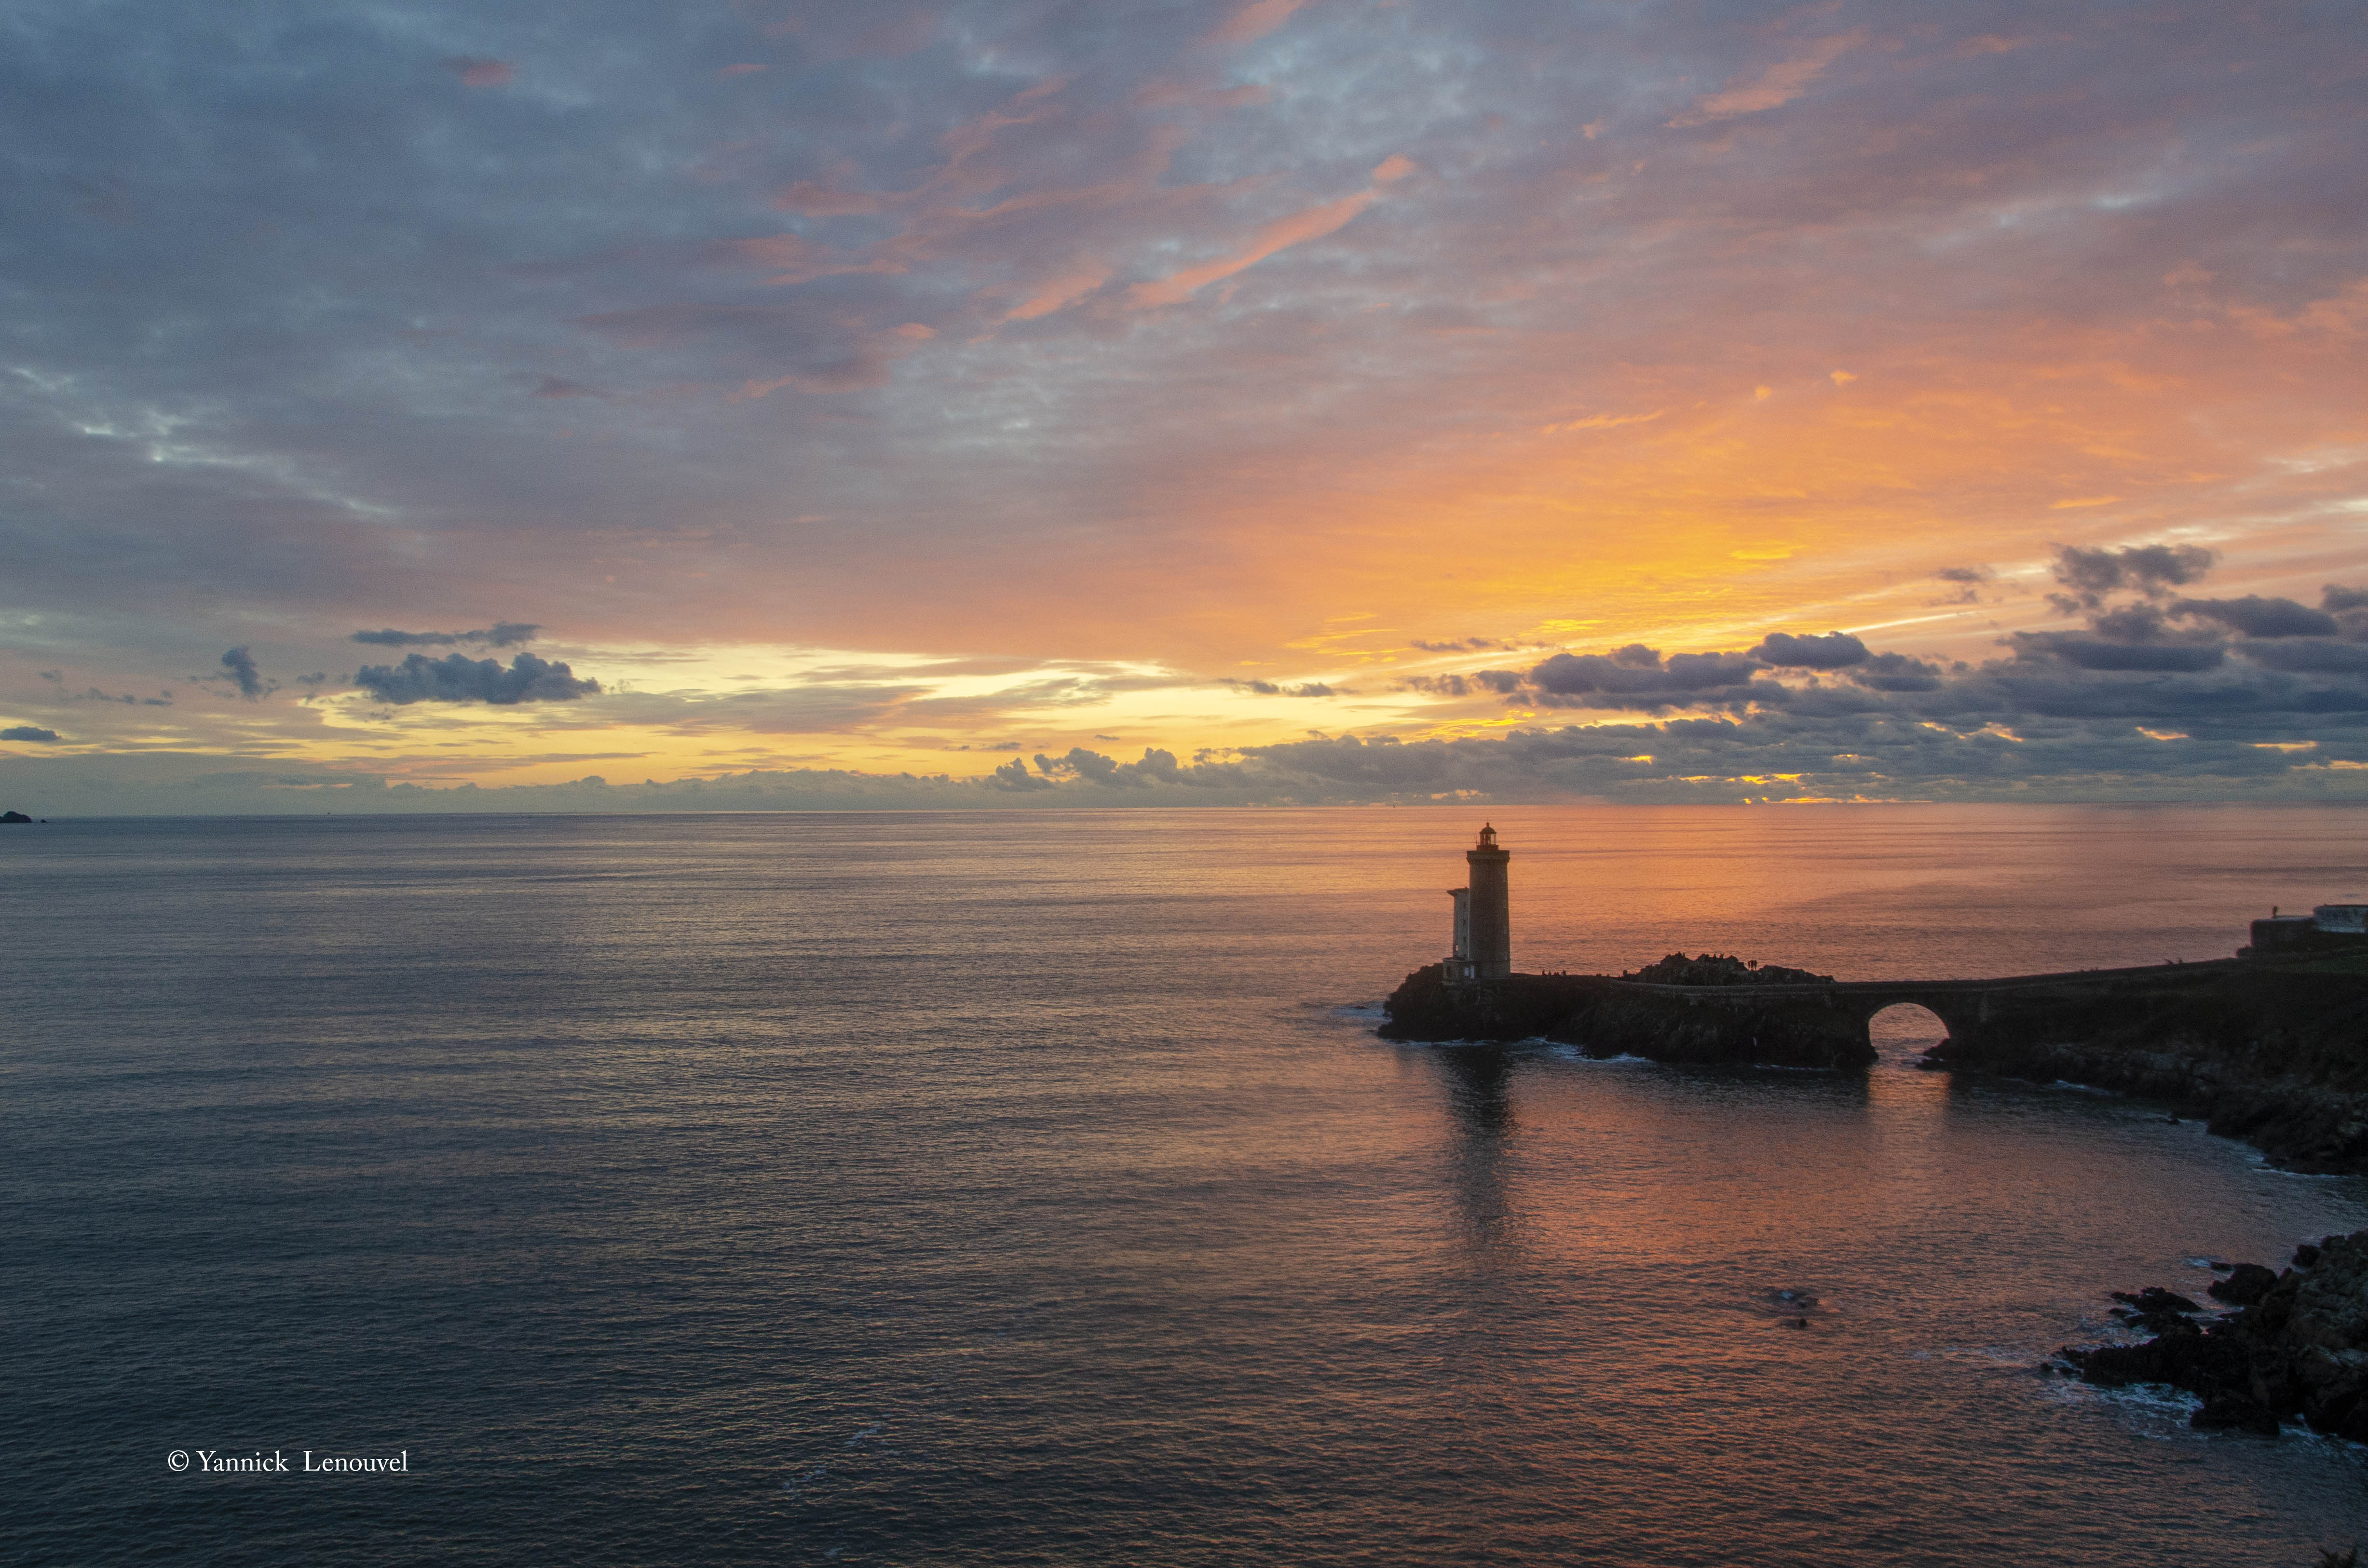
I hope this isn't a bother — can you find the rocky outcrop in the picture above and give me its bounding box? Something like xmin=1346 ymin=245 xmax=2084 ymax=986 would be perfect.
xmin=1621 ymin=952 xmax=1836 ymax=987
xmin=1378 ymin=961 xmax=1875 ymax=1070
xmin=0 ymin=810 xmax=30 ymax=824
xmin=2063 ymin=1231 xmax=2368 ymax=1440
xmin=1923 ymin=958 xmax=2368 ymax=1173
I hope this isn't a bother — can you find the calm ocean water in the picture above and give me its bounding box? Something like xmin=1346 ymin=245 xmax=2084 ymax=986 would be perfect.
xmin=5 ymin=804 xmax=2367 ymax=1565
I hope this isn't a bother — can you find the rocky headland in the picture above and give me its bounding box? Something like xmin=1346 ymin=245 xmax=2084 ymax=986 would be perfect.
xmin=1381 ymin=949 xmax=2368 ymax=1173
xmin=2061 ymin=1232 xmax=2368 ymax=1440
xmin=1380 ymin=954 xmax=1875 ymax=1071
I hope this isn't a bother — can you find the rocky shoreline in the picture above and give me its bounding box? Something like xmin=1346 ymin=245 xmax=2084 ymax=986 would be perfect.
xmin=2060 ymin=1231 xmax=2368 ymax=1441
xmin=1919 ymin=955 xmax=2368 ymax=1175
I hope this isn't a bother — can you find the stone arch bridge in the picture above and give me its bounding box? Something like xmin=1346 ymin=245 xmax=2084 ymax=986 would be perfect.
xmin=1380 ymin=959 xmax=2253 ymax=1071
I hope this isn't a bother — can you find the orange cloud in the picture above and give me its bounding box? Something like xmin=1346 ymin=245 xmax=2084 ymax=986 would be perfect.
xmin=1541 ymin=411 xmax=1664 ymax=434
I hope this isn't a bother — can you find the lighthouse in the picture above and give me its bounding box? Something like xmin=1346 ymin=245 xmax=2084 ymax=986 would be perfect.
xmin=1444 ymin=824 xmax=1512 ymax=984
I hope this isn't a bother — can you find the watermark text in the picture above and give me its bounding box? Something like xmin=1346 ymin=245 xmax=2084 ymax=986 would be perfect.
xmin=167 ymin=1449 xmax=409 ymax=1475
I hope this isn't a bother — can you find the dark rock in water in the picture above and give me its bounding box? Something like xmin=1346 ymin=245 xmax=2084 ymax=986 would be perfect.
xmin=0 ymin=810 xmax=30 ymax=824
xmin=2295 ymin=1243 xmax=2323 ymax=1268
xmin=2070 ymin=1315 xmax=2226 ymax=1387
xmin=2067 ymin=1231 xmax=2368 ymax=1441
xmin=2191 ymin=1393 xmax=2281 ymax=1435
xmin=2112 ymin=1287 xmax=2201 ymax=1315
xmin=2210 ymin=1263 xmax=2280 ymax=1306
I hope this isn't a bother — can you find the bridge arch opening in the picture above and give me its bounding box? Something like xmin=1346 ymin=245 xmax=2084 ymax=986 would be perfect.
xmin=1868 ymin=1002 xmax=1948 ymax=1064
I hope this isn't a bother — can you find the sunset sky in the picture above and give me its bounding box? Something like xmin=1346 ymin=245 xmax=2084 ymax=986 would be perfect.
xmin=5 ymin=0 xmax=2366 ymax=809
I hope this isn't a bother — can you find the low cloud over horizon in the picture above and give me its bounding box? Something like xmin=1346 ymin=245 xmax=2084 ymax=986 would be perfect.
xmin=351 ymin=622 xmax=540 ymax=649
xmin=351 ymin=650 xmax=601 ymax=706
xmin=1 ymin=0 xmax=2363 ymax=810
xmin=10 ymin=548 xmax=2368 ymax=811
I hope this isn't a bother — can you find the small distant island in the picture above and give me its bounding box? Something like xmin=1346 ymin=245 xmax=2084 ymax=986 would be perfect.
xmin=1 ymin=810 xmax=31 ymax=823
xmin=1382 ymin=826 xmax=2368 ymax=1174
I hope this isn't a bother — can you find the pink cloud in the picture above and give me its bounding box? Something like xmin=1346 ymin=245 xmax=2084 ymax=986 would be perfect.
xmin=440 ymin=55 xmax=514 ymax=88
xmin=764 ymin=3 xmax=939 ymax=58
xmin=729 ymin=326 xmax=932 ymax=400
xmin=1127 ymin=190 xmax=1377 ymax=307
xmin=774 ymin=181 xmax=882 ymax=216
xmin=1211 ymin=0 xmax=1302 ymax=45
xmin=2298 ymin=278 xmax=2368 ymax=336
xmin=1666 ymin=33 xmax=1863 ymax=127
xmin=696 ymin=232 xmax=878 ymax=286
xmin=1133 ymin=81 xmax=1271 ymax=110
xmin=1007 ymin=263 xmax=1116 ymax=321
xmin=2229 ymin=276 xmax=2368 ymax=340
xmin=1127 ymin=157 xmax=1411 ymax=308
xmin=852 ymin=7 xmax=939 ymax=57
xmin=705 ymin=233 xmax=824 ymax=268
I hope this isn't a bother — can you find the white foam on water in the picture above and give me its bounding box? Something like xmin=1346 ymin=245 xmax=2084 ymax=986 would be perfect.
xmin=1546 ymin=1043 xmax=1653 ymax=1065
xmin=2041 ymin=1376 xmax=2208 ymax=1437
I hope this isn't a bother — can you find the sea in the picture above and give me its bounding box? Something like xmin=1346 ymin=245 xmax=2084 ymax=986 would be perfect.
xmin=4 ymin=804 xmax=2366 ymax=1566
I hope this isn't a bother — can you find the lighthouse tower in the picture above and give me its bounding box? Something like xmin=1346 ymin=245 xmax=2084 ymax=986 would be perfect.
xmin=1445 ymin=824 xmax=1512 ymax=983
xmin=1466 ymin=824 xmax=1512 ymax=978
